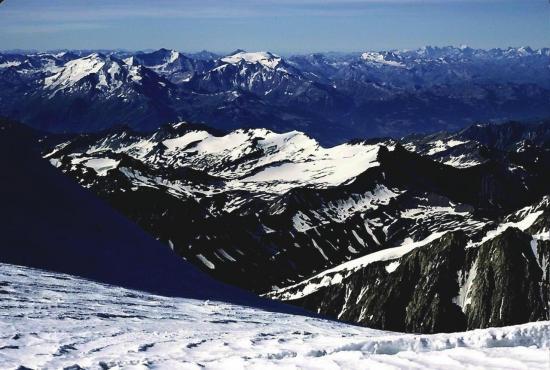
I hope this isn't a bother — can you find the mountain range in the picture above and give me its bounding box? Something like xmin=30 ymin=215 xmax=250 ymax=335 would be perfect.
xmin=40 ymin=119 xmax=550 ymax=333
xmin=1 ymin=46 xmax=549 ymax=144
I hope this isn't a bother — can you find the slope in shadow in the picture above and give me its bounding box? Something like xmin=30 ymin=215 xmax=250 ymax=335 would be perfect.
xmin=0 ymin=119 xmax=307 ymax=314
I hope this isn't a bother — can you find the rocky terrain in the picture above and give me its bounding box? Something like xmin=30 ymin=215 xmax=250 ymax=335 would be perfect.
xmin=42 ymin=120 xmax=550 ymax=333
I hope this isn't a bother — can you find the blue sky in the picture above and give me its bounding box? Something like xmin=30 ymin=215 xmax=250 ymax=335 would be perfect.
xmin=0 ymin=0 xmax=548 ymax=53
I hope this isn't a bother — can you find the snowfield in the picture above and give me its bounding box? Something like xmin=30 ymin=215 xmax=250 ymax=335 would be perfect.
xmin=1 ymin=263 xmax=548 ymax=370
xmin=47 ymin=126 xmax=383 ymax=196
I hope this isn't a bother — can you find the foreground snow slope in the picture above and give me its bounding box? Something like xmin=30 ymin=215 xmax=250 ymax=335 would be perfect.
xmin=1 ymin=263 xmax=548 ymax=370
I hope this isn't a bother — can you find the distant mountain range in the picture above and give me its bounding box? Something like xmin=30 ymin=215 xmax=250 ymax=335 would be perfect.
xmin=41 ymin=119 xmax=550 ymax=333
xmin=1 ymin=46 xmax=549 ymax=144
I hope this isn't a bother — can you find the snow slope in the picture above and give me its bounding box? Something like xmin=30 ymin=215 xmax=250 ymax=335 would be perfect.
xmin=1 ymin=262 xmax=548 ymax=370
xmin=401 ymin=136 xmax=480 ymax=169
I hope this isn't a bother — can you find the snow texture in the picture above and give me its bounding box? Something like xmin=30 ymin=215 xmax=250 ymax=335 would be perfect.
xmin=1 ymin=263 xmax=549 ymax=370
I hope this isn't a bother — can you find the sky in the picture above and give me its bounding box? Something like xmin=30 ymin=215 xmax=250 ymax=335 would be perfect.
xmin=0 ymin=0 xmax=548 ymax=53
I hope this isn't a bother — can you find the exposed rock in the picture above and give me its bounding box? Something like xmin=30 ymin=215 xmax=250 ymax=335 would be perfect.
xmin=465 ymin=227 xmax=547 ymax=329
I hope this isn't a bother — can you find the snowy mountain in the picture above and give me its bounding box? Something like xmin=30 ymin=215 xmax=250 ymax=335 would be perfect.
xmin=1 ymin=53 xmax=180 ymax=132
xmin=44 ymin=53 xmax=153 ymax=93
xmin=186 ymin=50 xmax=323 ymax=99
xmin=131 ymin=48 xmax=214 ymax=83
xmin=402 ymin=121 xmax=550 ymax=168
xmin=221 ymin=50 xmax=283 ymax=69
xmin=43 ymin=120 xmax=550 ymax=332
xmin=2 ymin=262 xmax=549 ymax=370
xmin=1 ymin=46 xmax=549 ymax=143
xmin=342 ymin=46 xmax=550 ymax=88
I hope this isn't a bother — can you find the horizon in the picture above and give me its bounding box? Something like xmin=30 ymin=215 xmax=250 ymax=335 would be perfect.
xmin=1 ymin=44 xmax=548 ymax=57
xmin=1 ymin=0 xmax=548 ymax=52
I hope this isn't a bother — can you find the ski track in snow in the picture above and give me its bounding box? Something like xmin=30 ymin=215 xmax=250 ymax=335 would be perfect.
xmin=1 ymin=263 xmax=549 ymax=370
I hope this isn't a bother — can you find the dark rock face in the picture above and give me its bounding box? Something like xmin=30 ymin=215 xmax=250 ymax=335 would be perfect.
xmin=376 ymin=144 xmax=542 ymax=214
xmin=287 ymin=228 xmax=549 ymax=334
xmin=396 ymin=232 xmax=467 ymax=333
xmin=465 ymin=228 xmax=546 ymax=329
xmin=458 ymin=122 xmax=550 ymax=151
xmin=536 ymin=239 xmax=550 ymax=314
xmin=295 ymin=232 xmax=468 ymax=333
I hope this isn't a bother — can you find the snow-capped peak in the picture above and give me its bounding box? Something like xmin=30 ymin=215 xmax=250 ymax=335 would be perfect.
xmin=44 ymin=53 xmax=105 ymax=89
xmin=221 ymin=51 xmax=282 ymax=69
xmin=361 ymin=51 xmax=405 ymax=68
xmin=129 ymin=48 xmax=190 ymax=77
xmin=44 ymin=53 xmax=146 ymax=92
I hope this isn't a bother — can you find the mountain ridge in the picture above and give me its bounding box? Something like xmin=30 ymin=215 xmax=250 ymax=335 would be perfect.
xmin=40 ymin=119 xmax=550 ymax=332
xmin=1 ymin=46 xmax=549 ymax=144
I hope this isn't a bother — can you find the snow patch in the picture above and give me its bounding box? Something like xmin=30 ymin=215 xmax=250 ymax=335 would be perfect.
xmin=196 ymin=254 xmax=215 ymax=269
xmin=163 ymin=131 xmax=211 ymax=151
xmin=385 ymin=261 xmax=400 ymax=273
xmin=472 ymin=209 xmax=544 ymax=247
xmin=426 ymin=139 xmax=469 ymax=156
xmin=83 ymin=157 xmax=119 ymax=176
xmin=0 ymin=61 xmax=22 ymax=68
